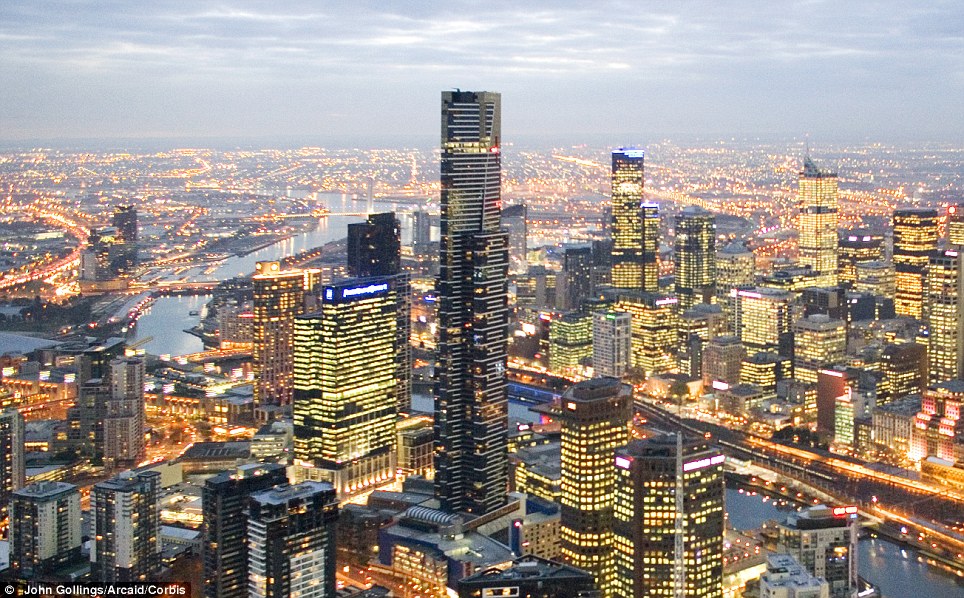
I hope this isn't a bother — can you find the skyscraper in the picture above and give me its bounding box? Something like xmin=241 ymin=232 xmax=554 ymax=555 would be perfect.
xmin=593 ymin=311 xmax=633 ymax=379
xmin=503 ymin=204 xmax=528 ymax=274
xmin=104 ymin=357 xmax=146 ymax=468
xmin=611 ymin=149 xmax=658 ymax=292
xmin=793 ymin=315 xmax=847 ymax=384
xmin=111 ymin=205 xmax=138 ymax=273
xmin=612 ymin=434 xmax=725 ymax=598
xmin=91 ymin=470 xmax=161 ymax=582
xmin=548 ymin=312 xmax=593 ymax=375
xmin=558 ymin=243 xmax=594 ymax=310
xmin=893 ymin=208 xmax=938 ymax=319
xmin=347 ymin=212 xmax=402 ymax=277
xmin=838 ymin=231 xmax=884 ymax=287
xmin=0 ymin=407 xmax=25 ymax=535
xmin=949 ymin=205 xmax=964 ymax=247
xmin=435 ymin=90 xmax=510 ymax=515
xmin=612 ymin=292 xmax=679 ymax=379
xmin=346 ymin=211 xmax=412 ymax=412
xmin=925 ymin=249 xmax=964 ymax=383
xmin=248 ymin=482 xmax=339 ymax=598
xmin=797 ymin=157 xmax=839 ymax=286
xmin=675 ymin=206 xmax=716 ymax=310
xmin=293 ymin=277 xmax=400 ymax=498
xmin=203 ymin=463 xmax=288 ymax=598
xmin=878 ymin=343 xmax=927 ymax=405
xmin=734 ymin=288 xmax=794 ymax=356
xmin=252 ymin=261 xmax=321 ymax=409
xmin=557 ymin=378 xmax=633 ymax=596
xmin=9 ymin=482 xmax=82 ymax=579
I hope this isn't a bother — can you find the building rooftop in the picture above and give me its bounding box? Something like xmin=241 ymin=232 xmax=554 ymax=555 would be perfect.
xmin=251 ymin=481 xmax=334 ymax=506
xmin=13 ymin=480 xmax=77 ymax=499
xmin=460 ymin=554 xmax=594 ymax=585
xmin=179 ymin=441 xmax=251 ymax=460
xmin=0 ymin=332 xmax=62 ymax=357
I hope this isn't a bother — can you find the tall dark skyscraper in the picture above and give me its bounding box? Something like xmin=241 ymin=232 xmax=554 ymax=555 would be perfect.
xmin=111 ymin=205 xmax=138 ymax=273
xmin=434 ymin=90 xmax=510 ymax=515
xmin=611 ymin=149 xmax=658 ymax=292
xmin=345 ymin=211 xmax=412 ymax=411
xmin=203 ymin=464 xmax=288 ymax=598
xmin=674 ymin=206 xmax=717 ymax=310
xmin=612 ymin=434 xmax=725 ymax=598
xmin=347 ymin=212 xmax=401 ymax=277
xmin=0 ymin=407 xmax=25 ymax=536
xmin=559 ymin=243 xmax=593 ymax=310
xmin=893 ymin=208 xmax=938 ymax=320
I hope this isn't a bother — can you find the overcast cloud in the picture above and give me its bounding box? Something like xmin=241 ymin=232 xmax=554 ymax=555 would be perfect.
xmin=1 ymin=1 xmax=961 ymax=146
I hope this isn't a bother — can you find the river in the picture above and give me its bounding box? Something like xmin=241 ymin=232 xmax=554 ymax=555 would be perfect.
xmin=726 ymin=486 xmax=964 ymax=598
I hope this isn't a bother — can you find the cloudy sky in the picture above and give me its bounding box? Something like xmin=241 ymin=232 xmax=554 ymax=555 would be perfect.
xmin=1 ymin=1 xmax=961 ymax=146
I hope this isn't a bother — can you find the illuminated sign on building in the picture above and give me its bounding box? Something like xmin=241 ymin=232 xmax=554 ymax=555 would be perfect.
xmin=682 ymin=454 xmax=725 ymax=472
xmin=615 ymin=456 xmax=632 ymax=469
xmin=832 ymin=505 xmax=858 ymax=517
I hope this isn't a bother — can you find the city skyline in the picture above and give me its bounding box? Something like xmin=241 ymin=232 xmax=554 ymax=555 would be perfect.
xmin=1 ymin=1 xmax=963 ymax=145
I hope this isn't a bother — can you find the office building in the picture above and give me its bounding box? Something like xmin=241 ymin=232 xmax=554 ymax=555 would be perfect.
xmin=925 ymin=249 xmax=964 ymax=383
xmin=1 ymin=407 xmax=25 ymax=534
xmin=503 ymin=204 xmax=528 ymax=274
xmin=412 ymin=210 xmax=433 ymax=257
xmin=592 ymin=238 xmax=614 ymax=289
xmin=678 ymin=304 xmax=725 ymax=378
xmin=893 ymin=208 xmax=938 ymax=319
xmin=435 ymin=90 xmax=510 ymax=515
xmin=91 ymin=470 xmax=161 ymax=582
xmin=558 ymin=244 xmax=594 ymax=310
xmin=872 ymin=394 xmax=921 ymax=460
xmin=9 ymin=482 xmax=83 ymax=579
xmin=558 ymin=378 xmax=632 ymax=595
xmin=248 ymin=482 xmax=339 ymax=598
xmin=111 ymin=205 xmax=138 ymax=273
xmin=104 ymin=357 xmax=146 ymax=469
xmin=734 ymin=288 xmax=794 ymax=356
xmin=346 ymin=212 xmax=412 ymax=412
xmin=741 ymin=352 xmax=792 ymax=394
xmin=675 ymin=206 xmax=717 ymax=310
xmin=949 ymin=205 xmax=964 ymax=247
xmin=293 ymin=277 xmax=400 ymax=498
xmin=910 ymin=380 xmax=963 ymax=463
xmin=837 ymin=232 xmax=884 ymax=287
xmin=347 ymin=212 xmax=401 ymax=277
xmin=778 ymin=505 xmax=855 ymax=597
xmin=611 ymin=149 xmax=658 ymax=292
xmin=877 ymin=343 xmax=927 ymax=405
xmin=613 ymin=292 xmax=679 ymax=379
xmin=612 ymin=434 xmax=725 ymax=598
xmin=702 ymin=336 xmax=745 ymax=388
xmin=793 ymin=315 xmax=847 ymax=384
xmin=252 ymin=261 xmax=321 ymax=409
xmin=853 ymin=260 xmax=895 ymax=298
xmin=458 ymin=555 xmax=599 ymax=598
xmin=549 ymin=312 xmax=593 ymax=375
xmin=816 ymin=368 xmax=860 ymax=436
xmin=760 ymin=553 xmax=830 ymax=598
xmin=593 ymin=311 xmax=632 ymax=378
xmin=716 ymin=242 xmax=755 ymax=294
xmin=203 ymin=464 xmax=288 ymax=598
xmin=797 ymin=157 xmax=839 ymax=286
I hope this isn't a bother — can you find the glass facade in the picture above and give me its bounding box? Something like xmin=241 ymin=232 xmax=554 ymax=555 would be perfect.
xmin=925 ymin=250 xmax=964 ymax=383
xmin=675 ymin=206 xmax=716 ymax=310
xmin=797 ymin=157 xmax=839 ymax=286
xmin=611 ymin=149 xmax=658 ymax=292
xmin=893 ymin=209 xmax=938 ymax=319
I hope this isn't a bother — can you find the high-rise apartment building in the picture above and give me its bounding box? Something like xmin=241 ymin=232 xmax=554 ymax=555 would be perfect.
xmin=202 ymin=463 xmax=288 ymax=598
xmin=111 ymin=205 xmax=138 ymax=273
xmin=0 ymin=407 xmax=25 ymax=534
xmin=346 ymin=212 xmax=412 ymax=412
xmin=435 ymin=90 xmax=510 ymax=515
xmin=925 ymin=249 xmax=964 ymax=383
xmin=612 ymin=434 xmax=725 ymax=598
xmin=252 ymin=261 xmax=321 ymax=408
xmin=293 ymin=277 xmax=400 ymax=498
xmin=104 ymin=357 xmax=146 ymax=468
xmin=611 ymin=149 xmax=658 ymax=292
xmin=778 ymin=506 xmax=855 ymax=597
xmin=503 ymin=204 xmax=528 ymax=274
xmin=734 ymin=288 xmax=794 ymax=356
xmin=557 ymin=378 xmax=632 ymax=596
xmin=837 ymin=231 xmax=884 ymax=288
xmin=593 ymin=311 xmax=633 ymax=379
xmin=793 ymin=315 xmax=847 ymax=384
xmin=9 ymin=482 xmax=82 ymax=579
xmin=10 ymin=482 xmax=81 ymax=579
xmin=675 ymin=206 xmax=716 ymax=310
xmin=248 ymin=482 xmax=339 ymax=598
xmin=893 ymin=208 xmax=938 ymax=319
xmin=797 ymin=157 xmax=839 ymax=286
xmin=91 ymin=470 xmax=161 ymax=582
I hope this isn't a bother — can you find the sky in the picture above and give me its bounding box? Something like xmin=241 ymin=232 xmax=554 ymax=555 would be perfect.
xmin=1 ymin=1 xmax=962 ymax=147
